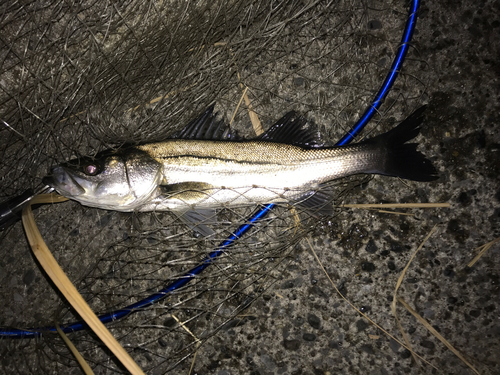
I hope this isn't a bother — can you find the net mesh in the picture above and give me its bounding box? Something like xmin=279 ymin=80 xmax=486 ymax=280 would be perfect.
xmin=0 ymin=0 xmax=428 ymax=373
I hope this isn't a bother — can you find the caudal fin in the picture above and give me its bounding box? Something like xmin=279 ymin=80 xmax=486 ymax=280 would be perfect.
xmin=368 ymin=106 xmax=439 ymax=182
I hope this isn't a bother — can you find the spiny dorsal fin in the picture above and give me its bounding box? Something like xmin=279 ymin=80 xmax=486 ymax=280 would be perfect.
xmin=171 ymin=104 xmax=237 ymax=140
xmin=259 ymin=111 xmax=321 ymax=147
xmin=172 ymin=105 xmax=320 ymax=146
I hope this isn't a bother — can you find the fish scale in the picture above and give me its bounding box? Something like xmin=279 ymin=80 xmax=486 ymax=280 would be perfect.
xmin=138 ymin=141 xmax=378 ymax=191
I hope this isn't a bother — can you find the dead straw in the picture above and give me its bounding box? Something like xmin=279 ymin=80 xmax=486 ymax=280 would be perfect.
xmin=467 ymin=236 xmax=500 ymax=267
xmin=398 ymin=297 xmax=480 ymax=375
xmin=389 ymin=224 xmax=481 ymax=374
xmin=55 ymin=324 xmax=95 ymax=375
xmin=304 ymin=237 xmax=439 ymax=371
xmin=342 ymin=203 xmax=450 ymax=209
xmin=22 ymin=193 xmax=145 ymax=375
xmin=172 ymin=315 xmax=201 ymax=375
xmin=391 ymin=225 xmax=438 ymax=366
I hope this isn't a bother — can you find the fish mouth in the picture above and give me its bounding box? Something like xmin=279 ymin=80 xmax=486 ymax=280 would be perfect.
xmin=43 ymin=166 xmax=85 ymax=196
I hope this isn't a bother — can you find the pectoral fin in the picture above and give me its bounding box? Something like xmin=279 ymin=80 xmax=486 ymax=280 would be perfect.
xmin=159 ymin=182 xmax=218 ymax=237
xmin=160 ymin=182 xmax=217 ymax=204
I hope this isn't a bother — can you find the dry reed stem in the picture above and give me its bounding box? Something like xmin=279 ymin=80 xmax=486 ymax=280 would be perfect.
xmin=342 ymin=203 xmax=450 ymax=209
xmin=171 ymin=315 xmax=201 ymax=375
xmin=304 ymin=238 xmax=440 ymax=371
xmin=229 ymin=87 xmax=248 ymax=126
xmin=56 ymin=324 xmax=94 ymax=375
xmin=22 ymin=193 xmax=145 ymax=375
xmin=241 ymin=88 xmax=264 ymax=136
xmin=398 ymin=298 xmax=480 ymax=375
xmin=171 ymin=315 xmax=200 ymax=343
xmin=467 ymin=236 xmax=500 ymax=267
xmin=224 ymin=44 xmax=264 ymax=135
xmin=391 ymin=225 xmax=438 ymax=366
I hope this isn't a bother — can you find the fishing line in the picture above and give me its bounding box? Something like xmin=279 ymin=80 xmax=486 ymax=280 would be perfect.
xmin=0 ymin=0 xmax=421 ymax=338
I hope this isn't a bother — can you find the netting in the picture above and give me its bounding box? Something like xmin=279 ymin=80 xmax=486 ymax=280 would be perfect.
xmin=0 ymin=0 xmax=428 ymax=373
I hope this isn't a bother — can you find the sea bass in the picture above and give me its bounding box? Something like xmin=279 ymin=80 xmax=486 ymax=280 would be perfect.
xmin=43 ymin=105 xmax=438 ymax=215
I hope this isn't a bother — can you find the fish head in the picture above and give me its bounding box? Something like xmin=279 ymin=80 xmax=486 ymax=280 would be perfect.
xmin=43 ymin=148 xmax=163 ymax=211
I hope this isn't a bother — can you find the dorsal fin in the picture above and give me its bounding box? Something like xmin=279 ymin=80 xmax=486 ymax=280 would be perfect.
xmin=259 ymin=111 xmax=320 ymax=147
xmin=171 ymin=104 xmax=237 ymax=140
xmin=172 ymin=105 xmax=320 ymax=146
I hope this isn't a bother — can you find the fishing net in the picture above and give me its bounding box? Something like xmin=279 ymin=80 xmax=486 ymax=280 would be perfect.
xmin=0 ymin=0 xmax=429 ymax=373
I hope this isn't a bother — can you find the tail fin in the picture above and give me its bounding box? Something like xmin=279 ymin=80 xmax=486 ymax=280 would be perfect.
xmin=368 ymin=106 xmax=438 ymax=182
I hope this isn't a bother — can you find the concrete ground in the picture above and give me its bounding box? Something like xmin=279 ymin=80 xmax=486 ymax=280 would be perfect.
xmin=0 ymin=0 xmax=498 ymax=374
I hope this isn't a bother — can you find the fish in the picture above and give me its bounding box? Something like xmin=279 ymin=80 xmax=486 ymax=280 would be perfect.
xmin=42 ymin=105 xmax=438 ymax=221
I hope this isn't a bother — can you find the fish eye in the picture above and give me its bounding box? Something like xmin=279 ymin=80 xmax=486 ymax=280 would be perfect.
xmin=83 ymin=163 xmax=100 ymax=176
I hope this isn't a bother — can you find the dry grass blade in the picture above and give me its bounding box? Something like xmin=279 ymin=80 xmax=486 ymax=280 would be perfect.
xmin=22 ymin=193 xmax=145 ymax=375
xmin=241 ymin=89 xmax=264 ymax=136
xmin=304 ymin=238 xmax=440 ymax=372
xmin=398 ymin=297 xmax=480 ymax=375
xmin=229 ymin=87 xmax=249 ymax=126
xmin=227 ymin=45 xmax=263 ymax=135
xmin=1 ymin=119 xmax=25 ymax=139
xmin=55 ymin=324 xmax=94 ymax=375
xmin=171 ymin=315 xmax=201 ymax=375
xmin=172 ymin=315 xmax=200 ymax=344
xmin=391 ymin=225 xmax=438 ymax=366
xmin=467 ymin=236 xmax=500 ymax=267
xmin=373 ymin=210 xmax=415 ymax=216
xmin=341 ymin=203 xmax=450 ymax=209
xmin=188 ymin=343 xmax=201 ymax=375
xmin=341 ymin=203 xmax=449 ymax=216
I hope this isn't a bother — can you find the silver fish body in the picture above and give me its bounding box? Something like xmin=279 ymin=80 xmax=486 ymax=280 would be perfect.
xmin=43 ymin=106 xmax=438 ymax=213
xmin=135 ymin=140 xmax=384 ymax=210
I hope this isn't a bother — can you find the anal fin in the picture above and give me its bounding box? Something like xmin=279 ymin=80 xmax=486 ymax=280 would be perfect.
xmin=174 ymin=208 xmax=217 ymax=238
xmin=293 ymin=188 xmax=335 ymax=217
